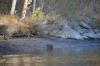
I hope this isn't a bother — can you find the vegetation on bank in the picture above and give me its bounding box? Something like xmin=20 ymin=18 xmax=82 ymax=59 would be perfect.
xmin=0 ymin=0 xmax=100 ymax=39
xmin=0 ymin=6 xmax=59 ymax=39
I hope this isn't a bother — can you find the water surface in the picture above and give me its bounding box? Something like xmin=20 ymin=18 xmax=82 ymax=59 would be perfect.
xmin=0 ymin=38 xmax=100 ymax=66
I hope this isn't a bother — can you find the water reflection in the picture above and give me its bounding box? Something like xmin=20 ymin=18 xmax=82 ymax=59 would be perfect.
xmin=0 ymin=39 xmax=100 ymax=66
xmin=0 ymin=53 xmax=100 ymax=66
xmin=0 ymin=54 xmax=46 ymax=66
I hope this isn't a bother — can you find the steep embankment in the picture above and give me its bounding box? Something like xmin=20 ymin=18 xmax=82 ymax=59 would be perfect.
xmin=35 ymin=18 xmax=100 ymax=39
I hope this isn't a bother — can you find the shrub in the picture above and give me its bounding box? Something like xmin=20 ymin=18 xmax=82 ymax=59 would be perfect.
xmin=30 ymin=7 xmax=59 ymax=23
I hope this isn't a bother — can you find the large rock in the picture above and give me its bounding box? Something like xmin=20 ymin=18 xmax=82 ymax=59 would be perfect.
xmin=35 ymin=18 xmax=100 ymax=39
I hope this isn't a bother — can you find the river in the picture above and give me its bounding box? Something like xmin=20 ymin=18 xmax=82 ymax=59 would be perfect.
xmin=0 ymin=37 xmax=100 ymax=66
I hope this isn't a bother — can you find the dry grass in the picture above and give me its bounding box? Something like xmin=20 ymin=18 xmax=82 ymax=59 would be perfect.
xmin=0 ymin=15 xmax=30 ymax=37
xmin=0 ymin=15 xmax=19 ymax=26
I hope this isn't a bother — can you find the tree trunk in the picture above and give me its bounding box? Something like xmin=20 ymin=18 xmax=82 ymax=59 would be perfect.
xmin=93 ymin=0 xmax=96 ymax=15
xmin=39 ymin=0 xmax=44 ymax=9
xmin=21 ymin=0 xmax=28 ymax=20
xmin=33 ymin=0 xmax=36 ymax=11
xmin=10 ymin=0 xmax=17 ymax=15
